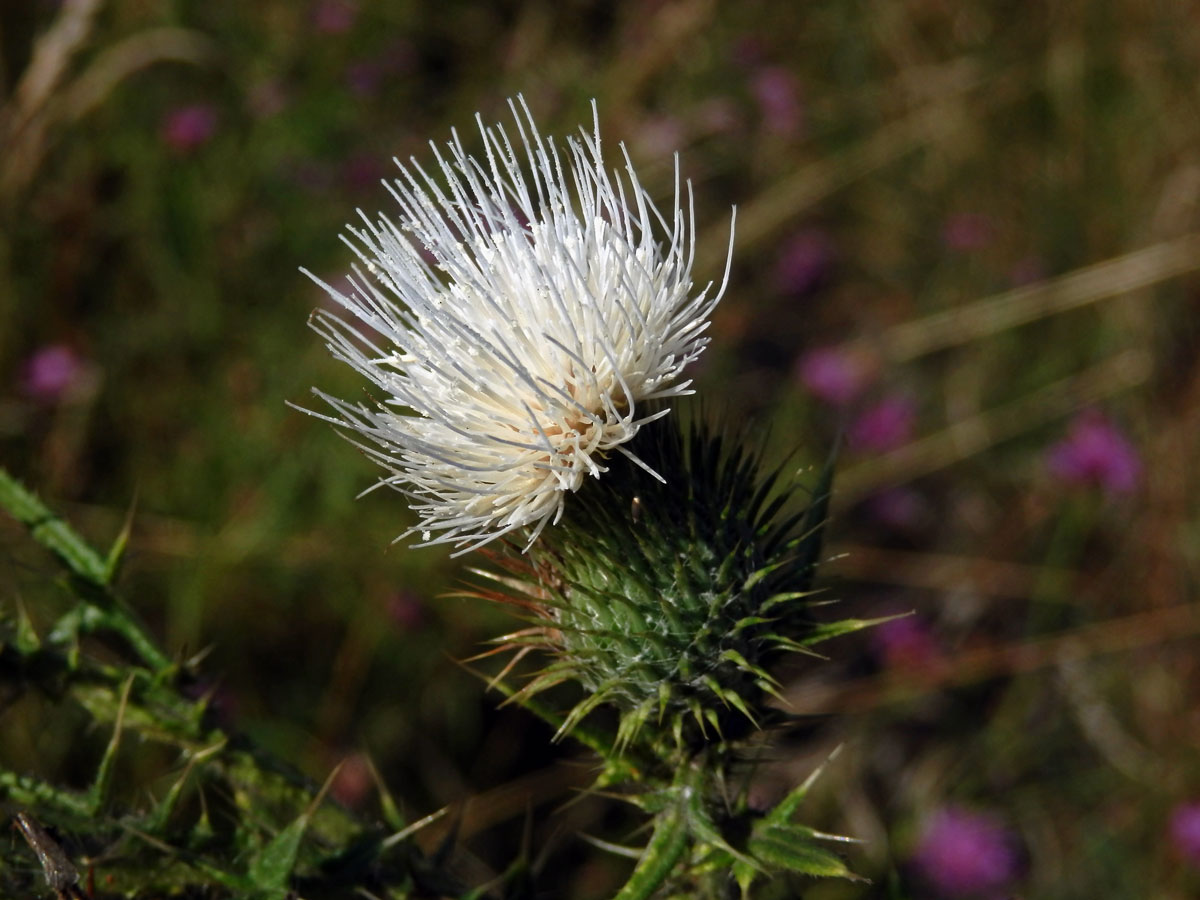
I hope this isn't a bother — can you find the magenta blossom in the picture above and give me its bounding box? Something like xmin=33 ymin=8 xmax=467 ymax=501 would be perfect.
xmin=912 ymin=806 xmax=1019 ymax=896
xmin=345 ymin=60 xmax=385 ymax=96
xmin=751 ymin=66 xmax=803 ymax=136
xmin=1170 ymin=801 xmax=1200 ymax=867
xmin=849 ymin=394 xmax=916 ymax=453
xmin=863 ymin=486 xmax=926 ymax=532
xmin=1046 ymin=410 xmax=1140 ymax=496
xmin=161 ymin=104 xmax=217 ymax=153
xmin=872 ymin=614 xmax=943 ymax=674
xmin=386 ymin=592 xmax=426 ymax=633
xmin=22 ymin=344 xmax=83 ymax=401
xmin=344 ymin=42 xmax=413 ymax=96
xmin=635 ymin=115 xmax=687 ymax=158
xmin=773 ymin=229 xmax=834 ymax=296
xmin=795 ymin=346 xmax=870 ymax=407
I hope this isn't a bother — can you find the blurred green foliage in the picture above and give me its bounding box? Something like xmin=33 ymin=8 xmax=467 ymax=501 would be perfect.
xmin=2 ymin=1 xmax=1200 ymax=897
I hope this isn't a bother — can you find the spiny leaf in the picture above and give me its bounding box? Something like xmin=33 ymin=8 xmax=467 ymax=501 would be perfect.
xmin=611 ymin=787 xmax=691 ymax=900
xmin=747 ymin=828 xmax=860 ymax=879
xmin=682 ymin=783 xmax=758 ymax=871
xmin=246 ymin=762 xmax=340 ymax=895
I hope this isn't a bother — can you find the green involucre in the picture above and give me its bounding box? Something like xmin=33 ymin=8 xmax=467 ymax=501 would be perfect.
xmin=496 ymin=415 xmax=852 ymax=753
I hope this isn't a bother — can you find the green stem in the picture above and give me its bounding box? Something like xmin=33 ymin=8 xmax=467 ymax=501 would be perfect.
xmin=0 ymin=467 xmax=109 ymax=583
xmin=611 ymin=764 xmax=700 ymax=900
xmin=90 ymin=603 xmax=173 ymax=674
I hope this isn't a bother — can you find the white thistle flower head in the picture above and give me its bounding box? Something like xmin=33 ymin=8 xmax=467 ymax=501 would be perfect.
xmin=304 ymin=97 xmax=735 ymax=553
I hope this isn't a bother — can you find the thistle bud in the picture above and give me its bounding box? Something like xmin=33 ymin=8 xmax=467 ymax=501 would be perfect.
xmin=486 ymin=415 xmax=866 ymax=757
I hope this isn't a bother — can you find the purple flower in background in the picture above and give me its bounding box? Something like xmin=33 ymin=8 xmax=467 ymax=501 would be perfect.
xmin=1046 ymin=410 xmax=1140 ymax=496
xmin=387 ymin=592 xmax=426 ymax=633
xmin=345 ymin=60 xmax=385 ymax=96
xmin=635 ymin=115 xmax=686 ymax=158
xmin=863 ymin=486 xmax=926 ymax=532
xmin=849 ymin=394 xmax=916 ymax=452
xmin=773 ymin=229 xmax=833 ymax=296
xmin=751 ymin=66 xmax=803 ymax=136
xmin=311 ymin=0 xmax=357 ymax=33
xmin=291 ymin=159 xmax=333 ymax=193
xmin=942 ymin=213 xmax=993 ymax=252
xmin=1169 ymin=801 xmax=1200 ymax=866
xmin=22 ymin=344 xmax=83 ymax=401
xmin=161 ymin=104 xmax=217 ymax=153
xmin=912 ymin=806 xmax=1019 ymax=896
xmin=795 ymin=346 xmax=869 ymax=407
xmin=345 ymin=42 xmax=413 ymax=96
xmin=872 ymin=614 xmax=943 ymax=674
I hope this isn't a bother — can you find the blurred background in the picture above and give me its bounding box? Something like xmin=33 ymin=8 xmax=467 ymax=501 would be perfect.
xmin=2 ymin=1 xmax=1200 ymax=897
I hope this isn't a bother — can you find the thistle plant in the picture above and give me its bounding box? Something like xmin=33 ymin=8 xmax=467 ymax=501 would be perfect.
xmin=0 ymin=92 xmax=878 ymax=900
xmin=0 ymin=469 xmax=466 ymax=899
xmin=305 ymin=98 xmax=883 ymax=898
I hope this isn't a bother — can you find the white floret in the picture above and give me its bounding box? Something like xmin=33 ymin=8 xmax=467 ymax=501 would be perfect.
xmin=304 ymin=96 xmax=734 ymax=553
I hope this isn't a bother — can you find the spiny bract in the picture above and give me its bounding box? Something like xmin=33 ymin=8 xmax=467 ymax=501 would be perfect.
xmin=478 ymin=416 xmax=875 ymax=754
